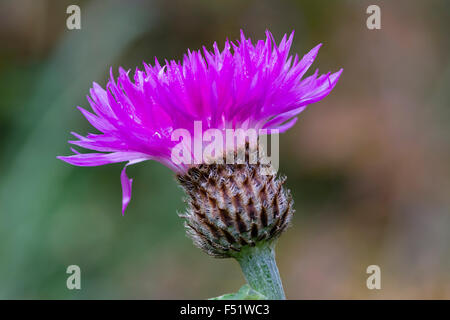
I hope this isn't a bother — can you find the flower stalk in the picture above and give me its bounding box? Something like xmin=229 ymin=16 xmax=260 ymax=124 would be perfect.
xmin=235 ymin=242 xmax=285 ymax=300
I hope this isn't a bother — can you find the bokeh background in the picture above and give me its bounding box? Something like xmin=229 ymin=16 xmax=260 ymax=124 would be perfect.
xmin=0 ymin=0 xmax=449 ymax=299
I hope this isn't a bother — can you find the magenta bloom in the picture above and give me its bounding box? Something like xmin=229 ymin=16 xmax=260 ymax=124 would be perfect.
xmin=58 ymin=30 xmax=342 ymax=214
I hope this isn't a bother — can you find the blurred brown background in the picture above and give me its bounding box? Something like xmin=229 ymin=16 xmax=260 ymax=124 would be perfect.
xmin=0 ymin=0 xmax=449 ymax=299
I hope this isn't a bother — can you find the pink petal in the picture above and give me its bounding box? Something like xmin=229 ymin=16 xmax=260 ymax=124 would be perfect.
xmin=57 ymin=151 xmax=149 ymax=166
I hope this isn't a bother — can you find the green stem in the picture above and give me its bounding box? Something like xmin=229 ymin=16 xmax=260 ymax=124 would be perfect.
xmin=235 ymin=242 xmax=286 ymax=300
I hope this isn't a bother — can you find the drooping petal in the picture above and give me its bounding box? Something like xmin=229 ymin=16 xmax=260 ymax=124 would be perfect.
xmin=121 ymin=164 xmax=132 ymax=215
xmin=120 ymin=158 xmax=149 ymax=215
xmin=120 ymin=162 xmax=133 ymax=215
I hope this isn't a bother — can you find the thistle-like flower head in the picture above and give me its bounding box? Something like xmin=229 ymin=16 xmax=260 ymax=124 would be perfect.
xmin=58 ymin=30 xmax=342 ymax=215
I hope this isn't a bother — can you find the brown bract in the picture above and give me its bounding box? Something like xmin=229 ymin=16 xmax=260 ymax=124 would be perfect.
xmin=177 ymin=146 xmax=294 ymax=258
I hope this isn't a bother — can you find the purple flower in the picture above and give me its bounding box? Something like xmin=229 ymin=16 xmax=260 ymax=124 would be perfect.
xmin=58 ymin=30 xmax=342 ymax=214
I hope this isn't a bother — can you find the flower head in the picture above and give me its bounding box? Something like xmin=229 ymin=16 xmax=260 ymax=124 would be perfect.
xmin=58 ymin=30 xmax=342 ymax=214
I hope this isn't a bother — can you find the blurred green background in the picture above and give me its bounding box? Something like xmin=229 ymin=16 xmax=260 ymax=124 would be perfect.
xmin=0 ymin=0 xmax=449 ymax=299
